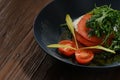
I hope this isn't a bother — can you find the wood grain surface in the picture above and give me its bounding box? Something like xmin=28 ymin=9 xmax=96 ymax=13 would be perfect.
xmin=0 ymin=0 xmax=120 ymax=80
xmin=0 ymin=0 xmax=52 ymax=79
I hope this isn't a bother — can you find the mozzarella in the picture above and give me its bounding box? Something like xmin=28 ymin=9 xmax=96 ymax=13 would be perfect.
xmin=73 ymin=16 xmax=83 ymax=32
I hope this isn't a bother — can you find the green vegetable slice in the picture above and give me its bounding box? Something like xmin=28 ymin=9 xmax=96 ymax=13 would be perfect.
xmin=47 ymin=44 xmax=115 ymax=54
xmin=47 ymin=44 xmax=76 ymax=50
xmin=66 ymin=14 xmax=79 ymax=49
xmin=80 ymin=45 xmax=115 ymax=54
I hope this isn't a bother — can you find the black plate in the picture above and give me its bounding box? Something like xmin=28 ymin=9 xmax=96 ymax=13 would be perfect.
xmin=34 ymin=0 xmax=120 ymax=69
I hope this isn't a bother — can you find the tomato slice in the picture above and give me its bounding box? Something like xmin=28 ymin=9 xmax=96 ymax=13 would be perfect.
xmin=77 ymin=14 xmax=103 ymax=43
xmin=75 ymin=31 xmax=100 ymax=46
xmin=58 ymin=40 xmax=76 ymax=56
xmin=75 ymin=49 xmax=94 ymax=64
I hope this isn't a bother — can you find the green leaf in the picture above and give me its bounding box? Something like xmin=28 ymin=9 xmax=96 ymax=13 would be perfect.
xmin=86 ymin=5 xmax=120 ymax=50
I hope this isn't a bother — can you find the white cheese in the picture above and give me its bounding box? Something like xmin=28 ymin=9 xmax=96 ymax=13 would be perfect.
xmin=73 ymin=16 xmax=83 ymax=32
xmin=113 ymin=26 xmax=118 ymax=32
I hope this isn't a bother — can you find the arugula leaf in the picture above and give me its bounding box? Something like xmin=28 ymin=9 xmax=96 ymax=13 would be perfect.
xmin=86 ymin=5 xmax=120 ymax=50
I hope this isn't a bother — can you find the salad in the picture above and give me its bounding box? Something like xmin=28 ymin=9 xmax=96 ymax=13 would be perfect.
xmin=47 ymin=5 xmax=120 ymax=66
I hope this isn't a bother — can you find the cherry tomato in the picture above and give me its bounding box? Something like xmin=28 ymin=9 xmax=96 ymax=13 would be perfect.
xmin=75 ymin=49 xmax=94 ymax=64
xmin=58 ymin=40 xmax=76 ymax=56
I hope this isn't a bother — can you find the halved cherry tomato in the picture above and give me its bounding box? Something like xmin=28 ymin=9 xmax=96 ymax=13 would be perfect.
xmin=77 ymin=14 xmax=103 ymax=44
xmin=58 ymin=40 xmax=76 ymax=56
xmin=75 ymin=49 xmax=94 ymax=64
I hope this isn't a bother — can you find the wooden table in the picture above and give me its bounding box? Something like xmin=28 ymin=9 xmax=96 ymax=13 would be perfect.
xmin=0 ymin=0 xmax=120 ymax=80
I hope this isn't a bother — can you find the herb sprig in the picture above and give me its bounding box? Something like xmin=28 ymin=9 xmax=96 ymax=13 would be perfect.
xmin=86 ymin=5 xmax=120 ymax=50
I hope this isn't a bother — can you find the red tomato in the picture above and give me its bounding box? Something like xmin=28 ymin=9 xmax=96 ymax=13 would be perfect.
xmin=75 ymin=49 xmax=94 ymax=64
xmin=75 ymin=31 xmax=100 ymax=46
xmin=58 ymin=40 xmax=76 ymax=56
xmin=77 ymin=14 xmax=103 ymax=44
